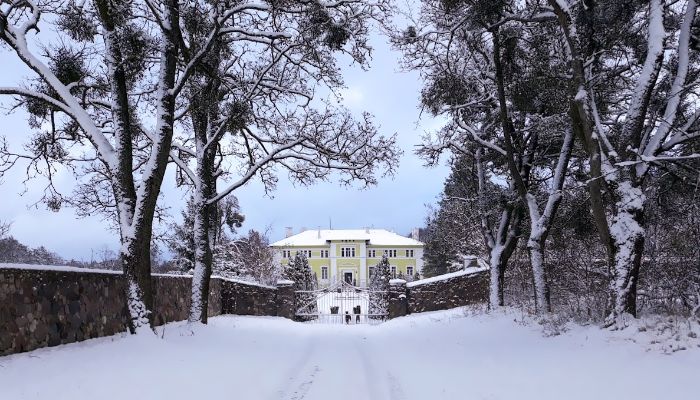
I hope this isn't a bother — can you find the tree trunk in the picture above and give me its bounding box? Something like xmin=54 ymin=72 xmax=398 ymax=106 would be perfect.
xmin=121 ymin=221 xmax=155 ymax=332
xmin=527 ymin=236 xmax=551 ymax=314
xmin=187 ymin=68 xmax=219 ymax=324
xmin=489 ymin=246 xmax=505 ymax=307
xmin=606 ymin=181 xmax=646 ymax=326
xmin=486 ymin=206 xmax=522 ymax=309
xmin=189 ymin=190 xmax=214 ymax=323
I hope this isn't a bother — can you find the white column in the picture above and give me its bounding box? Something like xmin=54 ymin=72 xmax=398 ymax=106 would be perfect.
xmin=359 ymin=241 xmax=367 ymax=287
xmin=330 ymin=242 xmax=337 ymax=284
xmin=416 ymin=248 xmax=424 ymax=275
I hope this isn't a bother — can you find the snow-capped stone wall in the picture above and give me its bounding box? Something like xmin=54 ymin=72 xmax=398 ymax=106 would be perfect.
xmin=406 ymin=268 xmax=489 ymax=313
xmin=220 ymin=278 xmax=277 ymax=316
xmin=0 ymin=266 xmax=276 ymax=356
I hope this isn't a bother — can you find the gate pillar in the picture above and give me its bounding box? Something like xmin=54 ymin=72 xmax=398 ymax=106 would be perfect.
xmin=276 ymin=280 xmax=296 ymax=319
xmin=388 ymin=279 xmax=408 ymax=319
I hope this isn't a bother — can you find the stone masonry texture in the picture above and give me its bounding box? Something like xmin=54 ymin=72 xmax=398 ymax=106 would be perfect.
xmin=406 ymin=270 xmax=489 ymax=313
xmin=1 ymin=266 xmax=489 ymax=357
xmin=0 ymin=268 xmax=276 ymax=356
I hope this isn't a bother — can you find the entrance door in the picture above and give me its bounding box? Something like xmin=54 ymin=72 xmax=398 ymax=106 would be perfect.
xmin=343 ymin=272 xmax=353 ymax=285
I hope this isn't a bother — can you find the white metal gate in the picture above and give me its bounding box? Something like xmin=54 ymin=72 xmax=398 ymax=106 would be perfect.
xmin=295 ymin=281 xmax=388 ymax=324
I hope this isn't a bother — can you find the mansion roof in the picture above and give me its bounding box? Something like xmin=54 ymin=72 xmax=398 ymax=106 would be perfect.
xmin=270 ymin=229 xmax=423 ymax=247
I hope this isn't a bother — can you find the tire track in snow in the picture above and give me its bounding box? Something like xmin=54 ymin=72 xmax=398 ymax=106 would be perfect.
xmin=354 ymin=339 xmax=384 ymax=400
xmin=387 ymin=372 xmax=406 ymax=400
xmin=271 ymin=335 xmax=318 ymax=400
xmin=285 ymin=365 xmax=320 ymax=400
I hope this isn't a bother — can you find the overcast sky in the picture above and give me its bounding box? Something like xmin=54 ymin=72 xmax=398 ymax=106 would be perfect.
xmin=0 ymin=32 xmax=450 ymax=261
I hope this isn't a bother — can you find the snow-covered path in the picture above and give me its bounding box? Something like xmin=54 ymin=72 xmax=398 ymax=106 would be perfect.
xmin=1 ymin=308 xmax=698 ymax=400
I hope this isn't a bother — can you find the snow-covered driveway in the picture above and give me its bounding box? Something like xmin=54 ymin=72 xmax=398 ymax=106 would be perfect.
xmin=1 ymin=309 xmax=698 ymax=400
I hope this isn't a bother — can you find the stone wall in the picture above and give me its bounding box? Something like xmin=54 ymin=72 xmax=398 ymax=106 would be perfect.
xmin=0 ymin=268 xmax=128 ymax=356
xmin=0 ymin=264 xmax=491 ymax=356
xmin=406 ymin=268 xmax=489 ymax=314
xmin=0 ymin=266 xmax=275 ymax=356
xmin=151 ymin=274 xmax=223 ymax=326
xmin=220 ymin=278 xmax=277 ymax=316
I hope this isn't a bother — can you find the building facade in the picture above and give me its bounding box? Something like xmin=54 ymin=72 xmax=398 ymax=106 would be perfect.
xmin=271 ymin=229 xmax=424 ymax=288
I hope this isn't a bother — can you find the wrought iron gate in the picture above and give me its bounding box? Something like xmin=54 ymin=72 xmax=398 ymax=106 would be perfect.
xmin=295 ymin=281 xmax=388 ymax=324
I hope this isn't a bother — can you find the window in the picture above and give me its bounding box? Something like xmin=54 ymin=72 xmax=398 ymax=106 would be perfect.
xmin=341 ymin=247 xmax=356 ymax=257
xmin=390 ymin=266 xmax=397 ymax=277
xmin=369 ymin=266 xmax=375 ymax=277
xmin=406 ymin=249 xmax=414 ymax=257
xmin=368 ymin=249 xmax=376 ymax=258
xmin=384 ymin=249 xmax=397 ymax=258
xmin=282 ymin=250 xmax=291 ymax=258
xmin=407 ymin=266 xmax=414 ymax=276
xmin=320 ymin=249 xmax=329 ymax=258
xmin=321 ymin=266 xmax=329 ymax=279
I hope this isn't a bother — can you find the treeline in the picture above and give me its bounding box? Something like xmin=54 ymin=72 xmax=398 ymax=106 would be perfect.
xmin=403 ymin=0 xmax=700 ymax=324
xmin=0 ymin=236 xmax=65 ymax=266
xmin=0 ymin=223 xmax=152 ymax=271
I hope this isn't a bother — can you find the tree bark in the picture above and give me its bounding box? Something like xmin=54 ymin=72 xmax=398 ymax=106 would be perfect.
xmin=120 ymin=216 xmax=155 ymax=331
xmin=606 ymin=181 xmax=646 ymax=325
xmin=187 ymin=59 xmax=220 ymax=323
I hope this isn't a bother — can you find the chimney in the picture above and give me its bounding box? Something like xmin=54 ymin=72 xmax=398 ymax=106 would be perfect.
xmin=411 ymin=227 xmax=420 ymax=240
xmin=285 ymin=227 xmax=293 ymax=238
xmin=317 ymin=227 xmax=321 ymax=239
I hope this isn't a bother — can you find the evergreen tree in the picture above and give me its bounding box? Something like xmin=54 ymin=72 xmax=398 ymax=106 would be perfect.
xmin=283 ymin=252 xmax=317 ymax=319
xmin=369 ymin=255 xmax=391 ymax=318
xmin=422 ymin=154 xmax=488 ymax=277
xmin=283 ymin=252 xmax=316 ymax=291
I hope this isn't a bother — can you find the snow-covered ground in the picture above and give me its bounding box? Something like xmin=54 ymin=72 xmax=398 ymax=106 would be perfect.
xmin=1 ymin=308 xmax=698 ymax=400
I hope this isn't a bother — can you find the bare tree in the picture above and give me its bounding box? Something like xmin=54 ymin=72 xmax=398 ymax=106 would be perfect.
xmin=0 ymin=1 xmax=274 ymax=331
xmin=0 ymin=0 xmax=185 ymax=331
xmin=0 ymin=219 xmax=10 ymax=239
xmin=168 ymin=1 xmax=399 ymax=323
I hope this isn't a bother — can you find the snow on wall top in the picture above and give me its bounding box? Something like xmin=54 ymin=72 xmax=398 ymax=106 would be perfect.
xmin=270 ymin=229 xmax=423 ymax=247
xmin=406 ymin=265 xmax=489 ymax=288
xmin=213 ymin=275 xmax=277 ymax=289
xmin=0 ymin=264 xmax=276 ymax=289
xmin=0 ymin=263 xmax=123 ymax=275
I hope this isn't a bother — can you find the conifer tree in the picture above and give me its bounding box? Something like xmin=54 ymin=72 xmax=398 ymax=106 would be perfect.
xmin=283 ymin=252 xmax=316 ymax=291
xmin=369 ymin=255 xmax=391 ymax=318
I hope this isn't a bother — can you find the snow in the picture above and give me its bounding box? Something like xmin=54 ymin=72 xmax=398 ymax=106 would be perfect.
xmin=213 ymin=275 xmax=277 ymax=289
xmin=389 ymin=278 xmax=406 ymax=285
xmin=407 ymin=265 xmax=489 ymax=287
xmin=1 ymin=308 xmax=698 ymax=400
xmin=270 ymin=229 xmax=424 ymax=247
xmin=0 ymin=264 xmax=276 ymax=289
xmin=0 ymin=263 xmax=122 ymax=275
